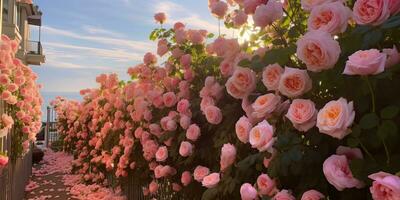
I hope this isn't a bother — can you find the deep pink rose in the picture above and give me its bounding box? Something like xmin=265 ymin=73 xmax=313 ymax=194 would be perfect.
xmin=274 ymin=190 xmax=296 ymax=200
xmin=181 ymin=171 xmax=192 ymax=186
xmin=194 ymin=166 xmax=210 ymax=182
xmin=186 ymin=124 xmax=201 ymax=141
xmin=369 ymin=171 xmax=400 ymax=200
xmin=179 ymin=141 xmax=193 ymax=157
xmin=257 ymin=173 xmax=278 ymax=196
xmin=154 ymin=12 xmax=167 ymax=24
xmin=155 ymin=146 xmax=168 ymax=162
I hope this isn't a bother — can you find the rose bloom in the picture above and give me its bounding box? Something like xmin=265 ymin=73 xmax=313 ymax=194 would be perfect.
xmin=301 ymin=0 xmax=338 ymax=11
xmin=177 ymin=99 xmax=190 ymax=114
xmin=296 ymin=30 xmax=341 ymax=72
xmin=353 ymin=0 xmax=390 ymax=26
xmin=180 ymin=54 xmax=192 ymax=68
xmin=157 ymin=39 xmax=168 ymax=57
xmin=1 ymin=114 xmax=14 ymax=129
xmin=278 ymin=67 xmax=312 ymax=98
xmin=307 ymin=2 xmax=351 ymax=34
xmin=154 ymin=12 xmax=167 ymax=24
xmin=202 ymin=173 xmax=220 ymax=188
xmin=274 ymin=190 xmax=296 ymax=200
xmin=186 ymin=124 xmax=201 ymax=141
xmin=382 ymin=45 xmax=400 ymax=68
xmin=155 ymin=146 xmax=168 ymax=162
xmin=240 ymin=183 xmax=258 ymax=200
xmin=323 ymin=155 xmax=364 ymax=191
xmin=286 ymin=99 xmax=317 ymax=132
xmin=343 ymin=49 xmax=386 ymax=75
xmin=251 ymin=93 xmax=281 ymax=118
xmin=180 ymin=115 xmax=191 ymax=130
xmin=232 ymin=10 xmax=248 ymax=27
xmin=220 ymin=59 xmax=235 ymax=77
xmin=179 ymin=141 xmax=193 ymax=157
xmin=369 ymin=171 xmax=400 ymax=200
xmin=149 ymin=181 xmax=158 ymax=194
xmin=181 ymin=171 xmax=192 ymax=186
xmin=262 ymin=64 xmax=284 ymax=91
xmin=249 ymin=120 xmax=275 ymax=152
xmin=235 ymin=116 xmax=252 ymax=143
xmin=336 ymin=146 xmax=363 ymax=160
xmin=210 ymin=1 xmax=228 ymax=19
xmin=225 ymin=67 xmax=257 ymax=99
xmin=0 ymin=155 xmax=9 ymax=167
xmin=204 ymin=105 xmax=223 ymax=125
xmin=194 ymin=166 xmax=210 ymax=182
xmin=257 ymin=174 xmax=277 ymax=196
xmin=163 ymin=92 xmax=177 ymax=107
xmin=301 ymin=190 xmax=325 ymax=200
xmin=243 ymin=0 xmax=266 ymax=14
xmin=316 ymin=97 xmax=355 ymax=139
xmin=253 ymin=0 xmax=283 ymax=28
xmin=143 ymin=52 xmax=157 ymax=65
xmin=389 ymin=0 xmax=400 ymax=14
xmin=220 ymin=143 xmax=236 ymax=171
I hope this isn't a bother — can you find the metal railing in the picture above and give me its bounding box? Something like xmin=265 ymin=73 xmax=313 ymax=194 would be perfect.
xmin=27 ymin=40 xmax=43 ymax=55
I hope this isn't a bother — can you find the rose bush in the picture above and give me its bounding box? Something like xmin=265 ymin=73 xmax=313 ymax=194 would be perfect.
xmin=52 ymin=0 xmax=400 ymax=199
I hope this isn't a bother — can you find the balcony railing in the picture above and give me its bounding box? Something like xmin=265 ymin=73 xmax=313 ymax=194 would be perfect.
xmin=27 ymin=40 xmax=43 ymax=55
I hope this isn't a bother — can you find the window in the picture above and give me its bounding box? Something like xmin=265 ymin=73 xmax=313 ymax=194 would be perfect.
xmin=15 ymin=4 xmax=21 ymax=28
xmin=3 ymin=0 xmax=9 ymax=22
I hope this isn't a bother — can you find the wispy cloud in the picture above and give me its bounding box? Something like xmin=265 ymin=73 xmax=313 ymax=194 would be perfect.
xmin=82 ymin=25 xmax=126 ymax=38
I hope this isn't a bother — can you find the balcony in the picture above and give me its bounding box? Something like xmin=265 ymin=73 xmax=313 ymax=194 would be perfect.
xmin=26 ymin=40 xmax=45 ymax=65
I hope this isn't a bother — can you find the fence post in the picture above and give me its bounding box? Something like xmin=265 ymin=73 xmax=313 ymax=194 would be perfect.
xmin=45 ymin=106 xmax=50 ymax=147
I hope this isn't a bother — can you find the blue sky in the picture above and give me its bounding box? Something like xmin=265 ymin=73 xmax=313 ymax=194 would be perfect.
xmin=32 ymin=0 xmax=228 ymax=93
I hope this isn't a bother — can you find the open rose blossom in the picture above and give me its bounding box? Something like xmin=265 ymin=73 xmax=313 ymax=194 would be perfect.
xmin=210 ymin=1 xmax=228 ymax=19
xmin=179 ymin=141 xmax=193 ymax=157
xmin=343 ymin=49 xmax=386 ymax=75
xmin=155 ymin=146 xmax=168 ymax=162
xmin=143 ymin=52 xmax=157 ymax=65
xmin=389 ymin=0 xmax=400 ymax=14
xmin=149 ymin=180 xmax=159 ymax=194
xmin=0 ymin=155 xmax=9 ymax=168
xmin=323 ymin=155 xmax=364 ymax=191
xmin=204 ymin=105 xmax=223 ymax=124
xmin=368 ymin=171 xmax=400 ymax=200
xmin=353 ymin=0 xmax=390 ymax=26
xmin=301 ymin=0 xmax=338 ymax=11
xmin=251 ymin=93 xmax=281 ymax=118
xmin=278 ymin=67 xmax=312 ymax=98
xmin=232 ymin=10 xmax=248 ymax=27
xmin=220 ymin=143 xmax=236 ymax=171
xmin=249 ymin=120 xmax=275 ymax=152
xmin=382 ymin=45 xmax=400 ymax=68
xmin=296 ymin=30 xmax=341 ymax=72
xmin=181 ymin=171 xmax=192 ymax=186
xmin=316 ymin=97 xmax=355 ymax=139
xmin=226 ymin=67 xmax=257 ymax=99
xmin=307 ymin=2 xmax=352 ymax=35
xmin=154 ymin=12 xmax=167 ymax=24
xmin=336 ymin=146 xmax=363 ymax=160
xmin=262 ymin=63 xmax=284 ymax=91
xmin=301 ymin=190 xmax=325 ymax=200
xmin=186 ymin=124 xmax=201 ymax=141
xmin=253 ymin=0 xmax=283 ymax=28
xmin=286 ymin=99 xmax=317 ymax=132
xmin=240 ymin=183 xmax=258 ymax=200
xmin=202 ymin=173 xmax=220 ymax=188
xmin=235 ymin=116 xmax=252 ymax=143
xmin=194 ymin=166 xmax=210 ymax=182
xmin=274 ymin=190 xmax=296 ymax=200
xmin=257 ymin=173 xmax=278 ymax=196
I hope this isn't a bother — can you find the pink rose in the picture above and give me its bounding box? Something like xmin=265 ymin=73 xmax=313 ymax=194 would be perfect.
xmin=336 ymin=146 xmax=363 ymax=160
xmin=240 ymin=183 xmax=258 ymax=200
xmin=297 ymin=30 xmax=341 ymax=72
xmin=369 ymin=171 xmax=400 ymax=200
xmin=316 ymin=98 xmax=355 ymax=139
xmin=186 ymin=124 xmax=201 ymax=141
xmin=0 ymin=155 xmax=9 ymax=167
xmin=253 ymin=0 xmax=283 ymax=28
xmin=382 ymin=45 xmax=400 ymax=68
xmin=301 ymin=190 xmax=325 ymax=200
xmin=149 ymin=180 xmax=158 ymax=194
xmin=143 ymin=52 xmax=157 ymax=65
xmin=343 ymin=49 xmax=386 ymax=75
xmin=389 ymin=0 xmax=400 ymax=14
xmin=180 ymin=54 xmax=192 ymax=68
xmin=155 ymin=146 xmax=168 ymax=162
xmin=251 ymin=93 xmax=281 ymax=118
xmin=243 ymin=0 xmax=266 ymax=14
xmin=202 ymin=173 xmax=220 ymax=188
xmin=220 ymin=59 xmax=235 ymax=77
xmin=308 ymin=2 xmax=351 ymax=34
xmin=274 ymin=190 xmax=296 ymax=200
xmin=187 ymin=29 xmax=207 ymax=45
xmin=163 ymin=92 xmax=177 ymax=107
xmin=226 ymin=67 xmax=257 ymax=99
xmin=157 ymin=39 xmax=168 ymax=57
xmin=323 ymin=155 xmax=364 ymax=191
xmin=235 ymin=116 xmax=252 ymax=143
xmin=257 ymin=174 xmax=278 ymax=196
xmin=1 ymin=114 xmax=14 ymax=129
xmin=232 ymin=10 xmax=248 ymax=27
xmin=262 ymin=64 xmax=284 ymax=91
xmin=249 ymin=120 xmax=275 ymax=152
xmin=154 ymin=12 xmax=167 ymax=24
xmin=205 ymin=105 xmax=223 ymax=125
xmin=353 ymin=0 xmax=390 ymax=26
xmin=177 ymin=99 xmax=190 ymax=114
xmin=179 ymin=141 xmax=193 ymax=157
xmin=286 ymin=99 xmax=317 ymax=132
xmin=301 ymin=0 xmax=337 ymax=11
xmin=180 ymin=115 xmax=191 ymax=130
xmin=194 ymin=166 xmax=210 ymax=182
xmin=278 ymin=67 xmax=312 ymax=98
xmin=220 ymin=143 xmax=236 ymax=171
xmin=174 ymin=22 xmax=185 ymax=30
xmin=181 ymin=171 xmax=192 ymax=186
xmin=210 ymin=1 xmax=228 ymax=19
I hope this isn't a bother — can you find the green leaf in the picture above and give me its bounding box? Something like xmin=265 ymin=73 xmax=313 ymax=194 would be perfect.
xmin=238 ymin=59 xmax=251 ymax=67
xmin=377 ymin=120 xmax=398 ymax=140
xmin=382 ymin=16 xmax=400 ymax=29
xmin=360 ymin=113 xmax=380 ymax=129
xmin=262 ymin=46 xmax=296 ymax=66
xmin=363 ymin=29 xmax=383 ymax=48
xmin=349 ymin=159 xmax=364 ymax=180
xmin=380 ymin=105 xmax=400 ymax=119
xmin=347 ymin=137 xmax=359 ymax=147
xmin=351 ymin=125 xmax=361 ymax=137
xmin=201 ymin=188 xmax=219 ymax=200
xmin=207 ymin=33 xmax=215 ymax=38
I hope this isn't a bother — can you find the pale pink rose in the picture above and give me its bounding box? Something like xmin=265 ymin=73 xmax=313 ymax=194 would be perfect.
xmin=336 ymin=146 xmax=363 ymax=160
xmin=200 ymin=96 xmax=215 ymax=112
xmin=249 ymin=120 xmax=275 ymax=152
xmin=181 ymin=171 xmax=192 ymax=186
xmin=226 ymin=67 xmax=257 ymax=99
xmin=232 ymin=10 xmax=248 ymax=27
xmin=163 ymin=92 xmax=177 ymax=107
xmin=323 ymin=155 xmax=364 ymax=191
xmin=194 ymin=166 xmax=210 ymax=182
xmin=0 ymin=155 xmax=9 ymax=167
xmin=154 ymin=165 xmax=163 ymax=178
xmin=177 ymin=99 xmax=190 ymax=114
xmin=278 ymin=67 xmax=312 ymax=98
xmin=186 ymin=124 xmax=201 ymax=141
xmin=220 ymin=59 xmax=235 ymax=77
xmin=220 ymin=143 xmax=236 ymax=171
xmin=175 ymin=29 xmax=187 ymax=44
xmin=274 ymin=190 xmax=295 ymax=200
xmin=253 ymin=0 xmax=283 ymax=28
xmin=353 ymin=0 xmax=390 ymax=26
xmin=149 ymin=180 xmax=158 ymax=194
xmin=382 ymin=45 xmax=400 ymax=68
xmin=157 ymin=39 xmax=168 ymax=57
xmin=389 ymin=0 xmax=400 ymax=14
xmin=154 ymin=12 xmax=167 ymax=24
xmin=143 ymin=52 xmax=157 ymax=65
xmin=343 ymin=49 xmax=386 ymax=75
xmin=174 ymin=22 xmax=185 ymax=30
xmin=257 ymin=174 xmax=278 ymax=196
xmin=262 ymin=64 xmax=284 ymax=91
xmin=172 ymin=48 xmax=184 ymax=58
xmin=297 ymin=30 xmax=341 ymax=72
xmin=308 ymin=2 xmax=351 ymax=34
xmin=0 ymin=74 xmax=10 ymax=85
xmin=301 ymin=0 xmax=338 ymax=11
xmin=244 ymin=0 xmax=266 ymax=14
xmin=368 ymin=171 xmax=400 ymax=200
xmin=240 ymin=183 xmax=258 ymax=200
xmin=286 ymin=99 xmax=317 ymax=132
xmin=180 ymin=115 xmax=191 ymax=130
xmin=301 ymin=190 xmax=325 ymax=200
xmin=202 ymin=173 xmax=220 ymax=188
xmin=210 ymin=1 xmax=228 ymax=19
xmin=187 ymin=29 xmax=207 ymax=45
xmin=251 ymin=93 xmax=281 ymax=118
xmin=180 ymin=54 xmax=192 ymax=68
xmin=316 ymin=98 xmax=355 ymax=139
xmin=166 ymin=119 xmax=177 ymax=131
xmin=235 ymin=116 xmax=252 ymax=143
xmin=205 ymin=105 xmax=223 ymax=125
xmin=1 ymin=114 xmax=14 ymax=129
xmin=179 ymin=141 xmax=193 ymax=157
xmin=155 ymin=146 xmax=168 ymax=162
xmin=1 ymin=91 xmax=11 ymax=100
